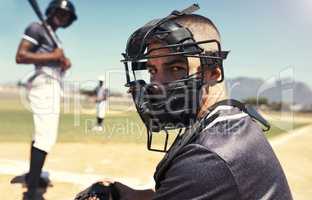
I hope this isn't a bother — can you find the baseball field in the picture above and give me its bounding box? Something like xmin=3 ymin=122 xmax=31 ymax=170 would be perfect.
xmin=0 ymin=94 xmax=311 ymax=199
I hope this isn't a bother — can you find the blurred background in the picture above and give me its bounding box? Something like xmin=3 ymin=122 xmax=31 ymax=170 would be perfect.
xmin=0 ymin=0 xmax=311 ymax=199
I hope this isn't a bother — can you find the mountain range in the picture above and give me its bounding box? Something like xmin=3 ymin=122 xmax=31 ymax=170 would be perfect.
xmin=226 ymin=77 xmax=312 ymax=106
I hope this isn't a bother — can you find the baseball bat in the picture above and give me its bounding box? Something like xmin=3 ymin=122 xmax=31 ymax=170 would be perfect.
xmin=28 ymin=0 xmax=62 ymax=48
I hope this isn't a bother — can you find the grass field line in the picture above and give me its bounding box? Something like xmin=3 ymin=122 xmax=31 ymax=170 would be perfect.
xmin=270 ymin=124 xmax=312 ymax=147
xmin=0 ymin=158 xmax=154 ymax=190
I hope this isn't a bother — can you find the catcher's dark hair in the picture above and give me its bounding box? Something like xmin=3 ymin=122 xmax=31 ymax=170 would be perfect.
xmin=173 ymin=14 xmax=222 ymax=52
xmin=175 ymin=14 xmax=220 ymax=36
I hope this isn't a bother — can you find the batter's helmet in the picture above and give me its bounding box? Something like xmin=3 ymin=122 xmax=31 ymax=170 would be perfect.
xmin=45 ymin=0 xmax=77 ymax=28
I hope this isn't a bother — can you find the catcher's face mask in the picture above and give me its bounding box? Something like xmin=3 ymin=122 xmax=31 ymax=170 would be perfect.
xmin=121 ymin=5 xmax=229 ymax=152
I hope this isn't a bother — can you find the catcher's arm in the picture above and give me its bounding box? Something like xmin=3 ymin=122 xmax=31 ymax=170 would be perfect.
xmin=114 ymin=182 xmax=154 ymax=200
xmin=74 ymin=181 xmax=154 ymax=200
xmin=74 ymin=182 xmax=118 ymax=200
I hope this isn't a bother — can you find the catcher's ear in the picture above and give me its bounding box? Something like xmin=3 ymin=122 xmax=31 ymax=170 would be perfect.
xmin=210 ymin=67 xmax=221 ymax=81
xmin=203 ymin=67 xmax=221 ymax=85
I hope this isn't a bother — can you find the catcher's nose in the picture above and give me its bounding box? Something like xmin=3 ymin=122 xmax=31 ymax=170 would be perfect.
xmin=145 ymin=83 xmax=166 ymax=104
xmin=146 ymin=83 xmax=163 ymax=95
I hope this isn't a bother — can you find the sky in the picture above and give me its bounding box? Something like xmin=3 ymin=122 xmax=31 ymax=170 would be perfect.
xmin=0 ymin=0 xmax=311 ymax=92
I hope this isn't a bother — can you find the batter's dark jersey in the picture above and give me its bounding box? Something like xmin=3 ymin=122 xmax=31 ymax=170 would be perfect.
xmin=23 ymin=22 xmax=59 ymax=69
xmin=153 ymin=104 xmax=292 ymax=200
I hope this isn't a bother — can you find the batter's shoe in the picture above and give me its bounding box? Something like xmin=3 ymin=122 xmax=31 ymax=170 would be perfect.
xmin=92 ymin=125 xmax=104 ymax=132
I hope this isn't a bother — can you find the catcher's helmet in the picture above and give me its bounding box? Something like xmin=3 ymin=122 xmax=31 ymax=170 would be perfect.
xmin=45 ymin=0 xmax=77 ymax=28
xmin=121 ymin=4 xmax=229 ymax=152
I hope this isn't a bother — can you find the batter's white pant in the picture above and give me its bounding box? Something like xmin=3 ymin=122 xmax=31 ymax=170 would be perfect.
xmin=28 ymin=75 xmax=61 ymax=153
xmin=96 ymin=101 xmax=106 ymax=119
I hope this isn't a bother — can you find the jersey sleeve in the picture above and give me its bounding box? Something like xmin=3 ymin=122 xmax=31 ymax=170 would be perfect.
xmin=23 ymin=22 xmax=43 ymax=46
xmin=153 ymin=144 xmax=241 ymax=200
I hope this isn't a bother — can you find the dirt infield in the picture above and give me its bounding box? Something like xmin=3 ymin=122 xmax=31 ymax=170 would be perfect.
xmin=271 ymin=124 xmax=312 ymax=200
xmin=0 ymin=143 xmax=162 ymax=199
xmin=0 ymin=125 xmax=312 ymax=199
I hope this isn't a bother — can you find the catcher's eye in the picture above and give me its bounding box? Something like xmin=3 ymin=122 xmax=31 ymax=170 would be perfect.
xmin=170 ymin=65 xmax=186 ymax=72
xmin=168 ymin=65 xmax=187 ymax=79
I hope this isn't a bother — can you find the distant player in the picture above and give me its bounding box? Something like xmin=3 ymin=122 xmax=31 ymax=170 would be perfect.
xmin=15 ymin=0 xmax=77 ymax=199
xmin=92 ymin=76 xmax=107 ymax=132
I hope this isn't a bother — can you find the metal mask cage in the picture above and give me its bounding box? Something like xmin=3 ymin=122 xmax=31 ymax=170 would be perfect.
xmin=147 ymin=128 xmax=185 ymax=152
xmin=122 ymin=39 xmax=229 ymax=87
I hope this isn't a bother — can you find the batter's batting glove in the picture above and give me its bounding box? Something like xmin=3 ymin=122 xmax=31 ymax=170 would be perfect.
xmin=74 ymin=182 xmax=120 ymax=200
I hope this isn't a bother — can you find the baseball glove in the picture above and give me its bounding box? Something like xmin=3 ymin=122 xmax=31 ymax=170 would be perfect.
xmin=74 ymin=182 xmax=120 ymax=200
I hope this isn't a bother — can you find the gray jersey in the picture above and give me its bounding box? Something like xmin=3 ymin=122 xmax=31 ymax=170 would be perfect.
xmin=96 ymin=86 xmax=107 ymax=102
xmin=153 ymin=103 xmax=292 ymax=200
xmin=23 ymin=22 xmax=62 ymax=79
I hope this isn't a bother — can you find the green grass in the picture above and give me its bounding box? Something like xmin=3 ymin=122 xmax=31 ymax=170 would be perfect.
xmin=266 ymin=121 xmax=305 ymax=138
xmin=0 ymin=98 xmax=172 ymax=144
xmin=0 ymin=98 xmax=308 ymax=144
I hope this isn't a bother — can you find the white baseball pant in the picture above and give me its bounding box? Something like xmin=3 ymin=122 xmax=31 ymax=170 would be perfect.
xmin=96 ymin=101 xmax=106 ymax=119
xmin=28 ymin=74 xmax=61 ymax=153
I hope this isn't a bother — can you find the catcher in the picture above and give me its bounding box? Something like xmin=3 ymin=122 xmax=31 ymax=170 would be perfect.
xmin=75 ymin=4 xmax=292 ymax=200
xmin=15 ymin=0 xmax=77 ymax=199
